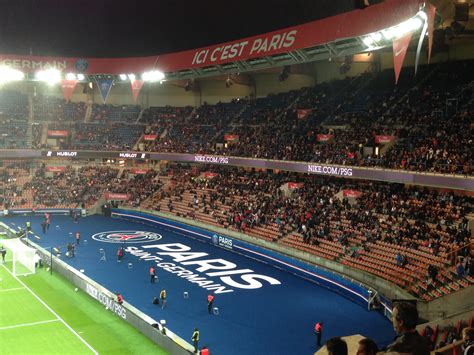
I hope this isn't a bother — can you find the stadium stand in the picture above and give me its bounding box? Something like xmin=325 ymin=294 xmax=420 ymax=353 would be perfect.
xmin=33 ymin=96 xmax=86 ymax=122
xmin=70 ymin=123 xmax=143 ymax=150
xmin=0 ymin=90 xmax=28 ymax=120
xmin=24 ymin=61 xmax=473 ymax=175
xmin=140 ymin=106 xmax=193 ymax=123
xmin=0 ymin=120 xmax=28 ymax=148
xmin=1 ymin=61 xmax=472 ymax=175
xmin=0 ymin=62 xmax=472 ymax=304
xmin=141 ymin=165 xmax=473 ymax=300
xmin=89 ymin=103 xmax=141 ymax=122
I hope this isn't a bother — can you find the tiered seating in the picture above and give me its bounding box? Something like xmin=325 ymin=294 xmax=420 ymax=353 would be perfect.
xmin=0 ymin=121 xmax=28 ymax=148
xmin=193 ymin=101 xmax=246 ymax=123
xmin=22 ymin=166 xmax=121 ymax=208
xmin=141 ymin=166 xmax=473 ymax=300
xmin=0 ymin=161 xmax=32 ymax=209
xmin=0 ymin=91 xmax=28 ymax=120
xmin=90 ymin=103 xmax=141 ymax=122
xmin=238 ymin=91 xmax=296 ymax=124
xmin=33 ymin=96 xmax=86 ymax=121
xmin=141 ymin=106 xmax=193 ymax=123
xmin=430 ymin=316 xmax=474 ymax=350
xmin=17 ymin=60 xmax=474 ymax=174
xmin=106 ymin=170 xmax=162 ymax=208
xmin=71 ymin=123 xmax=143 ymax=150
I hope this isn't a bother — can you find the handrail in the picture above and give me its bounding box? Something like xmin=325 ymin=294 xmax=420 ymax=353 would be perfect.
xmin=402 ymin=241 xmax=473 ymax=296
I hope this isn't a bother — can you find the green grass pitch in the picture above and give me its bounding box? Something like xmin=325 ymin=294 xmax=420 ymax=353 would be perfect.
xmin=0 ymin=264 xmax=169 ymax=354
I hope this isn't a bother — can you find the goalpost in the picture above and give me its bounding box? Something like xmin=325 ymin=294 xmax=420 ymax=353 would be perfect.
xmin=0 ymin=223 xmax=38 ymax=276
xmin=1 ymin=238 xmax=37 ymax=276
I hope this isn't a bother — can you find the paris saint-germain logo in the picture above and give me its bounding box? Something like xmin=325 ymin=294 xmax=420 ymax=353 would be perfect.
xmin=75 ymin=59 xmax=89 ymax=72
xmin=92 ymin=230 xmax=162 ymax=244
xmin=211 ymin=234 xmax=219 ymax=245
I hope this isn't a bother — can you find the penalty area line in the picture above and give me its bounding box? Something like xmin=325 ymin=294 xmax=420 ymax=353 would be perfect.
xmin=1 ymin=265 xmax=98 ymax=355
xmin=0 ymin=287 xmax=25 ymax=292
xmin=0 ymin=319 xmax=59 ymax=331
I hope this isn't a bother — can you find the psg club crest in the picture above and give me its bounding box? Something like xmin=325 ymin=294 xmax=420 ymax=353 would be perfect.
xmin=75 ymin=59 xmax=89 ymax=72
xmin=92 ymin=230 xmax=162 ymax=244
xmin=211 ymin=234 xmax=219 ymax=245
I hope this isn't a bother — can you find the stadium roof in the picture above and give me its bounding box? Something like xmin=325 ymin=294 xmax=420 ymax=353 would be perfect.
xmin=0 ymin=0 xmax=432 ymax=82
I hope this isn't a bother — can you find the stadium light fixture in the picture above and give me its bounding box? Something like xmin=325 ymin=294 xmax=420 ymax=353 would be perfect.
xmin=382 ymin=13 xmax=425 ymax=40
xmin=0 ymin=65 xmax=25 ymax=83
xmin=36 ymin=68 xmax=61 ymax=85
xmin=119 ymin=74 xmax=127 ymax=81
xmin=128 ymin=74 xmax=135 ymax=81
xmin=371 ymin=32 xmax=382 ymax=42
xmin=363 ymin=37 xmax=374 ymax=47
xmin=382 ymin=27 xmax=396 ymax=40
xmin=142 ymin=70 xmax=165 ymax=82
xmin=395 ymin=17 xmax=423 ymax=37
xmin=77 ymin=73 xmax=85 ymax=81
xmin=65 ymin=73 xmax=77 ymax=80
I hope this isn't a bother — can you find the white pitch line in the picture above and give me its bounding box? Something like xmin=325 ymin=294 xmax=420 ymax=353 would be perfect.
xmin=1 ymin=265 xmax=98 ymax=355
xmin=0 ymin=319 xmax=59 ymax=331
xmin=0 ymin=287 xmax=25 ymax=292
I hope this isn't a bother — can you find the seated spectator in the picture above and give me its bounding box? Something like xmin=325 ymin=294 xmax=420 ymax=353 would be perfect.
xmin=385 ymin=302 xmax=430 ymax=354
xmin=326 ymin=337 xmax=347 ymax=355
xmin=428 ymin=265 xmax=438 ymax=283
xmin=396 ymin=252 xmax=403 ymax=267
xmin=423 ymin=325 xmax=435 ymax=350
xmin=356 ymin=338 xmax=379 ymax=355
xmin=457 ymin=261 xmax=465 ymax=279
xmin=462 ymin=327 xmax=474 ymax=355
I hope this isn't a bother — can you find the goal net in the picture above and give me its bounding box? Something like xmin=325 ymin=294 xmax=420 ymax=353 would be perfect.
xmin=1 ymin=237 xmax=37 ymax=276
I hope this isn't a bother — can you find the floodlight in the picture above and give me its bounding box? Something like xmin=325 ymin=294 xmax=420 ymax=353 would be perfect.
xmin=77 ymin=74 xmax=85 ymax=81
xmin=142 ymin=70 xmax=165 ymax=82
xmin=119 ymin=74 xmax=127 ymax=81
xmin=382 ymin=13 xmax=425 ymax=41
xmin=382 ymin=28 xmax=395 ymax=40
xmin=363 ymin=37 xmax=374 ymax=47
xmin=0 ymin=65 xmax=25 ymax=83
xmin=65 ymin=73 xmax=76 ymax=80
xmin=36 ymin=68 xmax=61 ymax=85
xmin=371 ymin=32 xmax=382 ymax=42
xmin=128 ymin=74 xmax=135 ymax=81
xmin=395 ymin=17 xmax=423 ymax=37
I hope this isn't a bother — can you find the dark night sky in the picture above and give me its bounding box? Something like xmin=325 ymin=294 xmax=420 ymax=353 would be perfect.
xmin=0 ymin=0 xmax=357 ymax=57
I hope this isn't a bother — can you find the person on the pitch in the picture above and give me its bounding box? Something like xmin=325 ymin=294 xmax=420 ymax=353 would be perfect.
xmin=45 ymin=213 xmax=51 ymax=230
xmin=192 ymin=328 xmax=200 ymax=353
xmin=0 ymin=245 xmax=6 ymax=263
xmin=207 ymin=293 xmax=214 ymax=314
xmin=117 ymin=247 xmax=124 ymax=262
xmin=150 ymin=266 xmax=157 ymax=283
xmin=116 ymin=292 xmax=124 ymax=305
xmin=160 ymin=288 xmax=166 ymax=309
xmin=315 ymin=321 xmax=323 ymax=347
